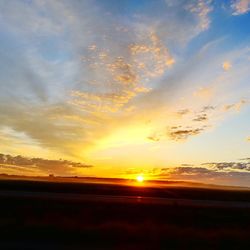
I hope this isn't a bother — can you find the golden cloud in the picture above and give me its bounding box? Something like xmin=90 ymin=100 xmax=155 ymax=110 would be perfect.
xmin=222 ymin=61 xmax=232 ymax=71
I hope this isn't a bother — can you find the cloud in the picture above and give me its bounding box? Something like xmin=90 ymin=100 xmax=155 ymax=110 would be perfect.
xmin=202 ymin=161 xmax=250 ymax=171
xmin=186 ymin=0 xmax=213 ymax=31
xmin=147 ymin=105 xmax=215 ymax=143
xmin=147 ymin=135 xmax=161 ymax=142
xmin=70 ymin=32 xmax=174 ymax=113
xmin=0 ymin=153 xmax=92 ymax=176
xmin=222 ymin=61 xmax=232 ymax=71
xmin=164 ymin=0 xmax=213 ymax=41
xmin=201 ymin=106 xmax=215 ymax=112
xmin=146 ymin=91 xmax=248 ymax=143
xmin=231 ymin=0 xmax=250 ymax=15
xmin=0 ymin=101 xmax=101 ymax=158
xmin=159 ymin=159 xmax=250 ymax=177
xmin=168 ymin=126 xmax=205 ymax=141
xmin=240 ymin=157 xmax=250 ymax=161
xmin=155 ymin=159 xmax=250 ymax=186
xmin=193 ymin=85 xmax=215 ymax=99
xmin=193 ymin=113 xmax=208 ymax=122
xmin=166 ymin=166 xmax=214 ymax=175
xmin=223 ymin=99 xmax=248 ymax=112
xmin=147 ymin=122 xmax=208 ymax=143
xmin=177 ymin=109 xmax=190 ymax=116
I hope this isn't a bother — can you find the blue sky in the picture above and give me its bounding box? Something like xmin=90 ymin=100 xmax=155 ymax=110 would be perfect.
xmin=0 ymin=0 xmax=250 ymax=186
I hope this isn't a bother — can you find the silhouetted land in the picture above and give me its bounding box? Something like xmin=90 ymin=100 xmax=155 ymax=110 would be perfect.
xmin=0 ymin=176 xmax=250 ymax=249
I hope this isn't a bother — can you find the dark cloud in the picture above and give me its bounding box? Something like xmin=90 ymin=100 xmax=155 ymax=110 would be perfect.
xmin=148 ymin=96 xmax=247 ymax=144
xmin=181 ymin=164 xmax=194 ymax=167
xmin=153 ymin=157 xmax=250 ymax=187
xmin=0 ymin=153 xmax=92 ymax=176
xmin=147 ymin=135 xmax=160 ymax=142
xmin=223 ymin=99 xmax=247 ymax=112
xmin=201 ymin=105 xmax=215 ymax=112
xmin=240 ymin=158 xmax=250 ymax=161
xmin=148 ymin=125 xmax=206 ymax=142
xmin=193 ymin=113 xmax=208 ymax=122
xmin=148 ymin=123 xmax=207 ymax=143
xmin=167 ymin=167 xmax=213 ymax=175
xmin=170 ymin=126 xmax=182 ymax=129
xmin=202 ymin=161 xmax=250 ymax=171
xmin=168 ymin=126 xmax=205 ymax=140
xmin=158 ymin=160 xmax=250 ymax=187
xmin=177 ymin=109 xmax=190 ymax=115
xmin=192 ymin=105 xmax=216 ymax=122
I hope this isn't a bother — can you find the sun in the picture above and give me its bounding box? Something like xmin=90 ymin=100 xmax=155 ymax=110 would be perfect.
xmin=136 ymin=175 xmax=144 ymax=183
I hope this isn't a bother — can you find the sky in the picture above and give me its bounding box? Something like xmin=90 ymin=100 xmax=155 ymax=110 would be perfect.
xmin=0 ymin=0 xmax=250 ymax=187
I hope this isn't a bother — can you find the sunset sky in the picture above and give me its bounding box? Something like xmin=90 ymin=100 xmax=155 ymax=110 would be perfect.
xmin=0 ymin=0 xmax=250 ymax=186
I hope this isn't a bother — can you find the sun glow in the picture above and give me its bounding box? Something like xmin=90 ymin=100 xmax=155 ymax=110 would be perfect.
xmin=136 ymin=175 xmax=144 ymax=183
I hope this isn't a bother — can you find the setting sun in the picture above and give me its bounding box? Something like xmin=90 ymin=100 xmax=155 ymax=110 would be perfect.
xmin=136 ymin=175 xmax=144 ymax=183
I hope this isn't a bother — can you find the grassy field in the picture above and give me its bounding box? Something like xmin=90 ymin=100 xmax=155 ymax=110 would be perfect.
xmin=0 ymin=178 xmax=250 ymax=249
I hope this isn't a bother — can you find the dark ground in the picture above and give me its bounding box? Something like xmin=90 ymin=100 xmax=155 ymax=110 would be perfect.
xmin=0 ymin=178 xmax=250 ymax=249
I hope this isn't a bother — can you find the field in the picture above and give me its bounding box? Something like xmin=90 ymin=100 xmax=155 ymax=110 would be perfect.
xmin=0 ymin=177 xmax=250 ymax=249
